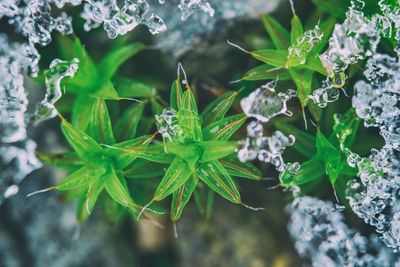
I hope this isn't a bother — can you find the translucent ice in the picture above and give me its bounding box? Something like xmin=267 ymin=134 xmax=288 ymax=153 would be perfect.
xmin=0 ymin=140 xmax=42 ymax=204
xmin=3 ymin=0 xmax=74 ymax=46
xmin=240 ymin=81 xmax=294 ymax=123
xmin=81 ymin=0 xmax=167 ymax=38
xmin=237 ymin=121 xmax=295 ymax=172
xmin=155 ymin=108 xmax=179 ymax=142
xmin=0 ymin=34 xmax=40 ymax=143
xmin=287 ymin=196 xmax=400 ymax=266
xmin=287 ymin=25 xmax=323 ymax=66
xmin=31 ymin=58 xmax=79 ymax=124
xmin=178 ymin=0 xmax=215 ymax=21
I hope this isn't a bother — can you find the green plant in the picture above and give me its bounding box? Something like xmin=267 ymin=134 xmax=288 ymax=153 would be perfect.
xmin=35 ymin=37 xmax=263 ymax=225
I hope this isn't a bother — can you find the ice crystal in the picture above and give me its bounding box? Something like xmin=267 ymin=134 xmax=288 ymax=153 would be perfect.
xmin=31 ymin=58 xmax=79 ymax=124
xmin=81 ymin=0 xmax=167 ymax=38
xmin=347 ymin=51 xmax=400 ymax=251
xmin=178 ymin=0 xmax=215 ymax=21
xmin=155 ymin=107 xmax=179 ymax=142
xmin=0 ymin=140 xmax=42 ymax=204
xmin=237 ymin=121 xmax=295 ymax=172
xmin=320 ymin=1 xmax=379 ymax=85
xmin=287 ymin=25 xmax=323 ymax=66
xmin=240 ymin=81 xmax=294 ymax=123
xmin=1 ymin=0 xmax=75 ymax=46
xmin=288 ymin=196 xmax=400 ymax=266
xmin=309 ymin=79 xmax=341 ymax=108
xmin=0 ymin=34 xmax=40 ymax=143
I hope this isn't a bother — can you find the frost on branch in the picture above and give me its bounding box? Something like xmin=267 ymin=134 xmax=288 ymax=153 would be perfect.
xmin=288 ymin=196 xmax=400 ymax=266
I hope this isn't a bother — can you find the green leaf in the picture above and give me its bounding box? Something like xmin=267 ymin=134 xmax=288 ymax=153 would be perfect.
xmin=274 ymin=121 xmax=316 ymax=158
xmin=123 ymin=160 xmax=166 ymax=179
xmin=304 ymin=55 xmax=328 ymax=76
xmin=114 ymin=102 xmax=145 ymax=141
xmin=200 ymin=141 xmax=240 ymax=162
xmin=171 ymin=175 xmax=198 ymax=222
xmin=153 ymin=157 xmax=194 ymax=201
xmin=197 ymin=160 xmax=241 ymax=204
xmin=316 ymin=130 xmax=341 ymax=185
xmin=36 ymin=151 xmax=83 ymax=172
xmin=242 ymin=64 xmax=291 ymax=81
xmin=200 ymin=91 xmax=238 ymax=126
xmin=314 ymin=16 xmax=336 ymax=54
xmin=55 ymin=166 xmax=95 ymax=191
xmin=203 ymin=114 xmax=247 ymax=141
xmin=261 ymin=14 xmax=290 ymax=49
xmin=76 ymin=180 xmax=104 ymax=222
xmin=114 ymin=76 xmax=157 ymax=98
xmin=220 ymin=154 xmax=263 ymax=180
xmin=332 ymin=108 xmax=360 ymax=148
xmin=60 ymin=115 xmax=103 ymax=162
xmin=170 ymin=79 xmax=183 ymax=110
xmin=165 ymin=143 xmax=201 ymax=168
xmin=178 ymin=88 xmax=203 ymax=142
xmin=251 ymin=49 xmax=288 ymax=67
xmin=150 ymin=97 xmax=164 ymax=116
xmin=312 ymin=0 xmax=348 ymax=18
xmin=107 ymin=134 xmax=161 ymax=169
xmin=104 ymin=166 xmax=140 ymax=210
xmin=86 ymin=98 xmax=116 ymax=144
xmin=289 ymin=69 xmax=313 ymax=108
xmin=290 ymin=12 xmax=304 ymax=45
xmin=99 ymin=42 xmax=145 ymax=80
xmin=71 ymin=95 xmax=97 ymax=131
xmin=293 ymin=157 xmax=326 ymax=185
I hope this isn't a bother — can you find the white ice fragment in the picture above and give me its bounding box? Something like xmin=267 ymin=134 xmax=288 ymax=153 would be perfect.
xmin=155 ymin=108 xmax=179 ymax=142
xmin=178 ymin=0 xmax=215 ymax=21
xmin=240 ymin=81 xmax=293 ymax=123
xmin=31 ymin=58 xmax=79 ymax=124
xmin=237 ymin=120 xmax=295 ymax=172
xmin=287 ymin=196 xmax=400 ymax=266
xmin=81 ymin=0 xmax=166 ymax=38
xmin=0 ymin=139 xmax=42 ymax=204
xmin=287 ymin=25 xmax=323 ymax=66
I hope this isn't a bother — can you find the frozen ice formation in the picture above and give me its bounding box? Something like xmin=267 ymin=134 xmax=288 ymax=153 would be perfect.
xmin=178 ymin=0 xmax=214 ymax=21
xmin=240 ymin=81 xmax=294 ymax=123
xmin=309 ymin=79 xmax=341 ymax=108
xmin=238 ymin=81 xmax=296 ymax=171
xmin=319 ymin=3 xmax=379 ymax=81
xmin=155 ymin=107 xmax=179 ymax=142
xmin=0 ymin=34 xmax=40 ymax=143
xmin=287 ymin=25 xmax=323 ymax=66
xmin=0 ymin=140 xmax=42 ymax=204
xmin=81 ymin=0 xmax=167 ymax=38
xmin=237 ymin=121 xmax=295 ymax=172
xmin=1 ymin=0 xmax=75 ymax=46
xmin=288 ymin=196 xmax=400 ymax=266
xmin=347 ymin=51 xmax=400 ymax=251
xmin=31 ymin=58 xmax=80 ymax=124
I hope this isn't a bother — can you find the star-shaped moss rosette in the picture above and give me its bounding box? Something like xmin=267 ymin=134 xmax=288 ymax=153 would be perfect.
xmin=34 ymin=111 xmax=165 ymax=221
xmin=34 ymin=93 xmax=165 ymax=222
xmin=39 ymin=35 xmax=163 ymax=134
xmin=230 ymin=3 xmax=337 ymax=121
xmin=107 ymin=66 xmax=264 ymax=224
xmin=275 ymin=108 xmax=382 ymax=200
